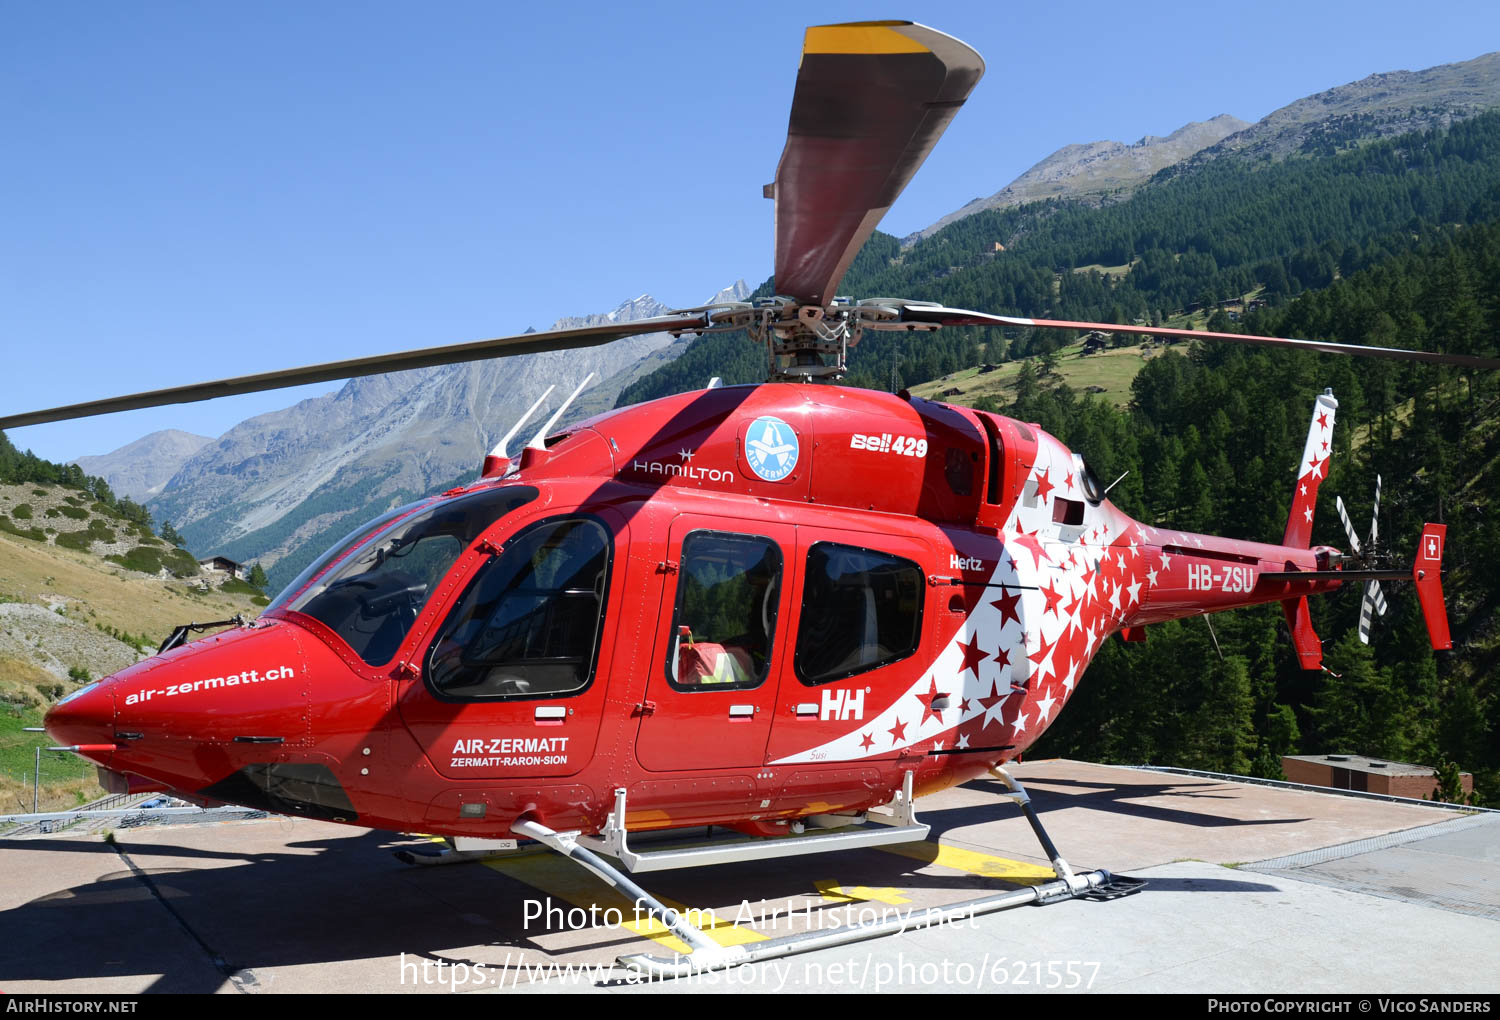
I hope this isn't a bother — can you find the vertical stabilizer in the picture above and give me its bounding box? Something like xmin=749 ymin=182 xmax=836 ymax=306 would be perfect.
xmin=1281 ymin=596 xmax=1323 ymax=670
xmin=1283 ymin=389 xmax=1338 ymax=548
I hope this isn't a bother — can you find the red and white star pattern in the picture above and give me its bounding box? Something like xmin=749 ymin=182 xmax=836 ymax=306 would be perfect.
xmin=771 ymin=392 xmax=1340 ymax=767
xmin=773 ymin=431 xmax=1155 ymax=765
xmin=1284 ymin=393 xmax=1338 ymax=549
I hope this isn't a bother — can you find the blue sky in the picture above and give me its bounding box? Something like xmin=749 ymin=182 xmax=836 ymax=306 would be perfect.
xmin=6 ymin=0 xmax=1500 ymax=463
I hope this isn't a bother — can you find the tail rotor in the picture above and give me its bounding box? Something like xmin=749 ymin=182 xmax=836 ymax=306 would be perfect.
xmin=1335 ymin=475 xmax=1388 ymax=644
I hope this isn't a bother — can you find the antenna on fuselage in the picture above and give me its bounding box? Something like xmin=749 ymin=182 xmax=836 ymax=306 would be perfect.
xmin=481 ymin=385 xmax=555 ymax=478
xmin=525 ymin=372 xmax=596 ymax=451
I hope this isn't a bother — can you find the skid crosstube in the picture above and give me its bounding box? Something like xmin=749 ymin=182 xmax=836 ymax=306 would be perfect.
xmin=510 ymin=766 xmax=1145 ymax=979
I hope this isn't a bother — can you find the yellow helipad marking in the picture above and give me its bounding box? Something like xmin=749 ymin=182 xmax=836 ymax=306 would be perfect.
xmin=879 ymin=841 xmax=1057 ymax=883
xmin=482 ymin=853 xmax=766 ymax=953
xmin=814 ymin=880 xmax=911 ymax=906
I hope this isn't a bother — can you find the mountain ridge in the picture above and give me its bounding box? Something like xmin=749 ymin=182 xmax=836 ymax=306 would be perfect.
xmin=72 ymin=429 xmax=212 ymax=502
xmin=910 ymin=49 xmax=1500 ymax=243
xmin=907 ymin=114 xmax=1249 ymax=244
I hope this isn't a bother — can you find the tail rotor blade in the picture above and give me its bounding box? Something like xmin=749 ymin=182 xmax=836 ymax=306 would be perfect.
xmin=1357 ymin=580 xmax=1388 ymax=644
xmin=1336 ymin=495 xmax=1362 ymax=555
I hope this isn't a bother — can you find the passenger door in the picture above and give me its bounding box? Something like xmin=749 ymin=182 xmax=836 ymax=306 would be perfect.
xmin=764 ymin=526 xmax=933 ymax=764
xmin=635 ymin=515 xmax=794 ymax=771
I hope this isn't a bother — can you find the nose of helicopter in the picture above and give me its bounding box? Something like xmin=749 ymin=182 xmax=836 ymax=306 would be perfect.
xmin=44 ymin=679 xmax=117 ymax=753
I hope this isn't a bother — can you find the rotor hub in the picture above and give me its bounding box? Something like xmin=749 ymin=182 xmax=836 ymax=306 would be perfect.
xmin=696 ymin=297 xmax=939 ymax=382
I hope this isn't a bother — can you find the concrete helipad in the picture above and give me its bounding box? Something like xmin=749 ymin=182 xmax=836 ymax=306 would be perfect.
xmin=2 ymin=760 xmax=1496 ymax=994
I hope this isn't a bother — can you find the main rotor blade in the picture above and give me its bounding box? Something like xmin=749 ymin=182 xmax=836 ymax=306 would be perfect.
xmin=897 ymin=306 xmax=1500 ymax=370
xmin=0 ymin=314 xmax=710 ymax=430
xmin=772 ymin=21 xmax=983 ymax=306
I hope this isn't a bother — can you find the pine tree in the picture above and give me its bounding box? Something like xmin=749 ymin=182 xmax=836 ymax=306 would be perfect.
xmin=1429 ymin=759 xmax=1474 ymax=806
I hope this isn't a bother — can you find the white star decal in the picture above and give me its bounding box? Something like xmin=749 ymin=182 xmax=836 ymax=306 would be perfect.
xmin=1303 ymin=507 xmax=1313 ymax=522
xmin=1109 ymin=582 xmax=1123 ymax=613
xmin=1160 ymin=553 xmax=1173 ymax=571
xmin=1127 ymin=580 xmax=1142 ymax=604
xmin=1036 ymin=690 xmax=1057 ymax=722
xmin=956 ymin=732 xmax=970 ymax=750
xmin=1012 ymin=710 xmax=1029 ymax=735
xmin=1146 ymin=567 xmax=1159 ymax=587
xmin=982 ymin=690 xmax=1010 ymax=728
xmin=1033 ymin=643 xmax=1058 ymax=682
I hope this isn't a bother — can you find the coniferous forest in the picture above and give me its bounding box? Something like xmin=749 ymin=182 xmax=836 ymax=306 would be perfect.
xmin=624 ymin=111 xmax=1500 ymax=801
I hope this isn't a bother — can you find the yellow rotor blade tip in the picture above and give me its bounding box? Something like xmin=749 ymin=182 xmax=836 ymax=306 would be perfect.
xmin=803 ymin=23 xmax=929 ymax=55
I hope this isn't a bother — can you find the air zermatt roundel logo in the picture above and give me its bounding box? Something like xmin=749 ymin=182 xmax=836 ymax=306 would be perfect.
xmin=745 ymin=416 xmax=799 ymax=482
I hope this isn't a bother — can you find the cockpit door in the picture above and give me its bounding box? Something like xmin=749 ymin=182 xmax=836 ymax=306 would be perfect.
xmin=397 ymin=509 xmax=622 ymax=781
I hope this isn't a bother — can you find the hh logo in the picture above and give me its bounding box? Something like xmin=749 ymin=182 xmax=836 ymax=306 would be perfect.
xmin=1424 ymin=533 xmax=1443 ymax=561
xmin=820 ymin=688 xmax=865 ymax=722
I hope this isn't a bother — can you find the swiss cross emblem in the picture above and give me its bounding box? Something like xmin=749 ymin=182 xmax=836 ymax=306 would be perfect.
xmin=1424 ymin=534 xmax=1443 ymax=561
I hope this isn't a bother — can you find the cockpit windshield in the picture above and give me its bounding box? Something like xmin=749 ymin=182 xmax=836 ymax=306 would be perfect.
xmin=268 ymin=485 xmax=538 ymax=666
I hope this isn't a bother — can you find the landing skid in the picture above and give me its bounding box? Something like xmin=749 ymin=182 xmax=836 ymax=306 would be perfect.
xmin=512 ymin=766 xmax=1144 ymax=979
xmin=580 ymin=770 xmax=930 ymax=872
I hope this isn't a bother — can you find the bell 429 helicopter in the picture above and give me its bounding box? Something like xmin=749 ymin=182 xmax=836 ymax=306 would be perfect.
xmin=8 ymin=20 xmax=1493 ymax=977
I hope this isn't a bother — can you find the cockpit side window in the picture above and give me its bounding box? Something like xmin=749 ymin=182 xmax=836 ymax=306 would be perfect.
xmin=425 ymin=516 xmax=610 ymax=700
xmin=283 ymin=485 xmax=538 ymax=666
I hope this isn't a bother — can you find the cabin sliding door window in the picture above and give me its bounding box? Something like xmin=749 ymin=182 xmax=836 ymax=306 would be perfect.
xmin=795 ymin=543 xmax=923 ymax=685
xmin=425 ymin=517 xmax=610 ymax=700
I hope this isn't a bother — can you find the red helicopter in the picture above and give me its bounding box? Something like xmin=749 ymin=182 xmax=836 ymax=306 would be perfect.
xmin=8 ymin=20 xmax=1489 ymax=976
